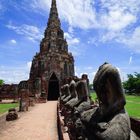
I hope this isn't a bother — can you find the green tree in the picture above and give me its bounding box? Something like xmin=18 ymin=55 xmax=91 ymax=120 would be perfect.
xmin=89 ymin=84 xmax=93 ymax=90
xmin=123 ymin=72 xmax=140 ymax=94
xmin=0 ymin=79 xmax=4 ymax=86
xmin=134 ymin=72 xmax=140 ymax=93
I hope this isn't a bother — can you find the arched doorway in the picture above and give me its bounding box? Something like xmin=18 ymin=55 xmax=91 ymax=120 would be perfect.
xmin=48 ymin=73 xmax=59 ymax=100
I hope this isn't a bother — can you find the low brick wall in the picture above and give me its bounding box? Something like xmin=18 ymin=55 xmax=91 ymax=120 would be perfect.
xmin=57 ymin=104 xmax=70 ymax=140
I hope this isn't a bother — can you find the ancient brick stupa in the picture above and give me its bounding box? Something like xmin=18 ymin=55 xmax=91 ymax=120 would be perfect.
xmin=28 ymin=0 xmax=75 ymax=101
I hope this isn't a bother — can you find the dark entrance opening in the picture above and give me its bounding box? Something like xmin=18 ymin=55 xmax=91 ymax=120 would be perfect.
xmin=48 ymin=73 xmax=59 ymax=100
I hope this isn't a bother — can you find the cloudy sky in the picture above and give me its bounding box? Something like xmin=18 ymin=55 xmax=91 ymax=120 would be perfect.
xmin=0 ymin=0 xmax=140 ymax=84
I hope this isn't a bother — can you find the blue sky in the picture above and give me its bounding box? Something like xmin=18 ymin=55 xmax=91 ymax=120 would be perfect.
xmin=0 ymin=0 xmax=140 ymax=84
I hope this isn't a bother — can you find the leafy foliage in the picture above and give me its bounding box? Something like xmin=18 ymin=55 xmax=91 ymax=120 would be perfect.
xmin=123 ymin=72 xmax=140 ymax=94
xmin=89 ymin=84 xmax=93 ymax=90
xmin=0 ymin=79 xmax=4 ymax=86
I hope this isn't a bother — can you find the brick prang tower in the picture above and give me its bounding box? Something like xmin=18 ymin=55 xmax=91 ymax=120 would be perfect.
xmin=29 ymin=0 xmax=75 ymax=100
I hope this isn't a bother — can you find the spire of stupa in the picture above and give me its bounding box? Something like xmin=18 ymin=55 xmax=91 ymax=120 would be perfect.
xmin=47 ymin=0 xmax=61 ymax=28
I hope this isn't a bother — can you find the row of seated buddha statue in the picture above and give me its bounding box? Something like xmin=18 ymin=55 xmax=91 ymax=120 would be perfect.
xmin=59 ymin=62 xmax=139 ymax=140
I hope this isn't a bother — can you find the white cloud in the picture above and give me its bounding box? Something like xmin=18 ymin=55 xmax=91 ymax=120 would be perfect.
xmin=95 ymin=0 xmax=138 ymax=44
xmin=129 ymin=56 xmax=132 ymax=64
xmin=29 ymin=0 xmax=139 ymax=31
xmin=2 ymin=0 xmax=140 ymax=33
xmin=25 ymin=0 xmax=140 ymax=54
xmin=30 ymin=0 xmax=51 ymax=12
xmin=116 ymin=26 xmax=140 ymax=53
xmin=75 ymin=65 xmax=138 ymax=83
xmin=10 ymin=39 xmax=17 ymax=44
xmin=6 ymin=23 xmax=43 ymax=42
xmin=127 ymin=27 xmax=140 ymax=52
xmin=64 ymin=32 xmax=79 ymax=46
xmin=30 ymin=0 xmax=97 ymax=29
xmin=64 ymin=31 xmax=83 ymax=56
xmin=68 ymin=26 xmax=74 ymax=34
xmin=0 ymin=62 xmax=31 ymax=84
xmin=100 ymin=0 xmax=140 ymax=14
xmin=113 ymin=66 xmax=128 ymax=82
xmin=75 ymin=66 xmax=97 ymax=83
xmin=27 ymin=61 xmax=32 ymax=69
xmin=87 ymin=67 xmax=94 ymax=70
xmin=58 ymin=0 xmax=97 ymax=29
xmin=87 ymin=71 xmax=96 ymax=84
xmin=116 ymin=67 xmax=121 ymax=73
xmin=101 ymin=10 xmax=136 ymax=31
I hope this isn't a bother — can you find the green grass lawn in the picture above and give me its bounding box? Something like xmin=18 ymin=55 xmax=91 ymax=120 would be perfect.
xmin=0 ymin=103 xmax=18 ymax=115
xmin=90 ymin=93 xmax=140 ymax=119
xmin=125 ymin=95 xmax=140 ymax=119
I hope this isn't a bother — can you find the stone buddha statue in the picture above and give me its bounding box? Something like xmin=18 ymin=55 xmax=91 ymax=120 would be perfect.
xmin=76 ymin=63 xmax=134 ymax=140
xmin=63 ymin=80 xmax=77 ymax=104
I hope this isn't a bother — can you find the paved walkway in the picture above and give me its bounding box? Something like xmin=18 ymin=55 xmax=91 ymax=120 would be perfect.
xmin=0 ymin=101 xmax=59 ymax=140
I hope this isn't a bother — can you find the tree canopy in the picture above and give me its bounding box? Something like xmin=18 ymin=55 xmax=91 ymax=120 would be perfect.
xmin=0 ymin=79 xmax=4 ymax=86
xmin=123 ymin=72 xmax=140 ymax=95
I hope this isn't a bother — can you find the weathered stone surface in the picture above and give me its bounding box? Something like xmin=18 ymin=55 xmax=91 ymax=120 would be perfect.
xmin=65 ymin=80 xmax=77 ymax=109
xmin=0 ymin=84 xmax=18 ymax=101
xmin=12 ymin=0 xmax=75 ymax=102
xmin=66 ymin=80 xmax=89 ymax=110
xmin=28 ymin=0 xmax=75 ymax=101
xmin=60 ymin=84 xmax=70 ymax=102
xmin=18 ymin=87 xmax=29 ymax=112
xmin=59 ymin=63 xmax=140 ymax=139
xmin=60 ymin=80 xmax=92 ymax=139
xmin=62 ymin=80 xmax=77 ymax=105
xmin=130 ymin=118 xmax=140 ymax=138
xmin=6 ymin=108 xmax=18 ymax=121
xmin=78 ymin=63 xmax=132 ymax=140
xmin=69 ymin=80 xmax=77 ymax=99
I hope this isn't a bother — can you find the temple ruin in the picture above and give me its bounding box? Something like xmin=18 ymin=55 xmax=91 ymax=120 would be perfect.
xmin=28 ymin=0 xmax=75 ymax=101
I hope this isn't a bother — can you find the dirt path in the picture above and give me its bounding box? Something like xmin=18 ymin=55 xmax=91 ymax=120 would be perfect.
xmin=0 ymin=101 xmax=59 ymax=140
